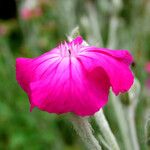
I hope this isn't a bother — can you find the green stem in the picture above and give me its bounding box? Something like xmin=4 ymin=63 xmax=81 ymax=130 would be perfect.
xmin=126 ymin=79 xmax=140 ymax=150
xmin=98 ymin=134 xmax=111 ymax=150
xmin=70 ymin=114 xmax=102 ymax=150
xmin=94 ymin=109 xmax=120 ymax=150
xmin=126 ymin=108 xmax=140 ymax=150
xmin=85 ymin=0 xmax=103 ymax=46
xmin=110 ymin=93 xmax=133 ymax=150
xmin=107 ymin=16 xmax=119 ymax=49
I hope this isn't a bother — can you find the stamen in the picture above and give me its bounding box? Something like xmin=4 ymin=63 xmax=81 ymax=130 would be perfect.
xmin=68 ymin=48 xmax=71 ymax=55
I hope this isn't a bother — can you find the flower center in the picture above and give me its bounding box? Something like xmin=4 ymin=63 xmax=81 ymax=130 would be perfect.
xmin=59 ymin=42 xmax=81 ymax=57
xmin=68 ymin=48 xmax=71 ymax=55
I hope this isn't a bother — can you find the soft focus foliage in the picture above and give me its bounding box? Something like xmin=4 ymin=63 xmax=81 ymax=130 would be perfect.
xmin=0 ymin=0 xmax=150 ymax=149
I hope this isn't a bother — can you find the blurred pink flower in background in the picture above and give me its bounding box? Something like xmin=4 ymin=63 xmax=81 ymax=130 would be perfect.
xmin=20 ymin=7 xmax=42 ymax=20
xmin=146 ymin=78 xmax=150 ymax=89
xmin=144 ymin=77 xmax=150 ymax=97
xmin=0 ymin=25 xmax=7 ymax=36
xmin=144 ymin=62 xmax=150 ymax=94
xmin=16 ymin=36 xmax=134 ymax=116
xmin=145 ymin=62 xmax=150 ymax=73
xmin=20 ymin=0 xmax=42 ymax=20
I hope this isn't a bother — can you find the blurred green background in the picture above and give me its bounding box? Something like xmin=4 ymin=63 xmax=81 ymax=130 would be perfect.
xmin=0 ymin=0 xmax=150 ymax=150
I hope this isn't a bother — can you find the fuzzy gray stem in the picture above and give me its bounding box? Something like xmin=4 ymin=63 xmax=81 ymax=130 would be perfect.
xmin=85 ymin=0 xmax=103 ymax=46
xmin=95 ymin=109 xmax=120 ymax=150
xmin=126 ymin=79 xmax=140 ymax=150
xmin=126 ymin=108 xmax=140 ymax=150
xmin=107 ymin=16 xmax=119 ymax=49
xmin=70 ymin=114 xmax=102 ymax=150
xmin=110 ymin=93 xmax=133 ymax=150
xmin=98 ymin=134 xmax=111 ymax=150
xmin=107 ymin=0 xmax=134 ymax=149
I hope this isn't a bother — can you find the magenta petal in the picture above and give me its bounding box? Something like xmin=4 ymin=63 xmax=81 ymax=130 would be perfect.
xmin=16 ymin=50 xmax=60 ymax=93
xmin=16 ymin=58 xmax=33 ymax=93
xmin=82 ymin=47 xmax=134 ymax=65
xmin=29 ymin=57 xmax=110 ymax=116
xmin=16 ymin=36 xmax=134 ymax=116
xmin=79 ymin=48 xmax=134 ymax=95
xmin=70 ymin=36 xmax=83 ymax=45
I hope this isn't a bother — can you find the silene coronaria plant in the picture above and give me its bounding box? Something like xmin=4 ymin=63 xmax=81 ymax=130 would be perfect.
xmin=16 ymin=36 xmax=134 ymax=149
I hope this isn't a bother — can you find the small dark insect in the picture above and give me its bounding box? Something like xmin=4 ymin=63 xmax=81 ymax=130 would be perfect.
xmin=68 ymin=49 xmax=71 ymax=55
xmin=131 ymin=61 xmax=136 ymax=67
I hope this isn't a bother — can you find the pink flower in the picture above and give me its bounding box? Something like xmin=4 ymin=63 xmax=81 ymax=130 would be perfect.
xmin=20 ymin=0 xmax=42 ymax=20
xmin=16 ymin=36 xmax=134 ymax=116
xmin=144 ymin=78 xmax=150 ymax=97
xmin=20 ymin=8 xmax=31 ymax=20
xmin=0 ymin=25 xmax=7 ymax=36
xmin=145 ymin=62 xmax=150 ymax=73
xmin=146 ymin=78 xmax=150 ymax=89
xmin=20 ymin=7 xmax=42 ymax=20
